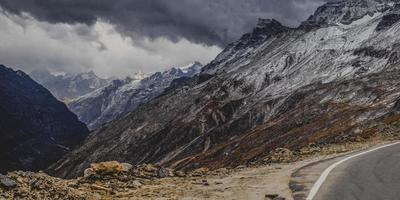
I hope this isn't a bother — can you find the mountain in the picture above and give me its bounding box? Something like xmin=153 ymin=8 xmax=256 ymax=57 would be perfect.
xmin=0 ymin=65 xmax=89 ymax=173
xmin=67 ymin=62 xmax=203 ymax=130
xmin=30 ymin=69 xmax=110 ymax=101
xmin=48 ymin=0 xmax=400 ymax=178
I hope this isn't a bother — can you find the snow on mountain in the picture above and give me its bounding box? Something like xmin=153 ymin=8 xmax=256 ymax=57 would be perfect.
xmin=50 ymin=0 xmax=400 ymax=178
xmin=30 ymin=70 xmax=111 ymax=101
xmin=68 ymin=62 xmax=203 ymax=130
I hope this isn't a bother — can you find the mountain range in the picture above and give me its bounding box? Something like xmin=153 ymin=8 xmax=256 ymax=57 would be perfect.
xmin=67 ymin=62 xmax=203 ymax=130
xmin=45 ymin=0 xmax=400 ymax=178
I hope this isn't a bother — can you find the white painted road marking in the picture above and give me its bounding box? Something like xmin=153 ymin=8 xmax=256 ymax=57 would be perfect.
xmin=306 ymin=141 xmax=400 ymax=200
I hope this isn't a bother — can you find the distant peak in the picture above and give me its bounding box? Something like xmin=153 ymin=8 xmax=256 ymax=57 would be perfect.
xmin=228 ymin=18 xmax=289 ymax=50
xmin=192 ymin=61 xmax=203 ymax=66
xmin=87 ymin=70 xmax=96 ymax=75
xmin=82 ymin=70 xmax=97 ymax=77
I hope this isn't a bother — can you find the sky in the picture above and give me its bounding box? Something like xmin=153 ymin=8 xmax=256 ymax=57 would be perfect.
xmin=0 ymin=0 xmax=326 ymax=78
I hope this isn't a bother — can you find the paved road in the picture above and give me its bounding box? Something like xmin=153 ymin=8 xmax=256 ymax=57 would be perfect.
xmin=313 ymin=143 xmax=400 ymax=200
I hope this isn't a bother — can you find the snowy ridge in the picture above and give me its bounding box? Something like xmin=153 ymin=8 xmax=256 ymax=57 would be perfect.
xmin=68 ymin=62 xmax=203 ymax=129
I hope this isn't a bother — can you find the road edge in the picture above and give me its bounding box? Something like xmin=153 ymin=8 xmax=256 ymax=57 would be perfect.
xmin=305 ymin=141 xmax=400 ymax=200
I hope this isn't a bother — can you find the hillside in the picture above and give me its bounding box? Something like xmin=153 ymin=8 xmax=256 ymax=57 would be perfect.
xmin=0 ymin=65 xmax=89 ymax=173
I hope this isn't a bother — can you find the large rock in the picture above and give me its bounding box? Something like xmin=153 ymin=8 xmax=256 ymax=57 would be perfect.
xmin=89 ymin=161 xmax=132 ymax=175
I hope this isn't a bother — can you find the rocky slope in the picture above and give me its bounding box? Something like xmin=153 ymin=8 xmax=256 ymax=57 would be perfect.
xmin=0 ymin=65 xmax=89 ymax=173
xmin=48 ymin=0 xmax=400 ymax=178
xmin=67 ymin=62 xmax=203 ymax=130
xmin=30 ymin=69 xmax=110 ymax=101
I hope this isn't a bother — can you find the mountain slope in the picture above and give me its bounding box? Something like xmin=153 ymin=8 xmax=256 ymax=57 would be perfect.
xmin=30 ymin=69 xmax=110 ymax=101
xmin=0 ymin=65 xmax=89 ymax=173
xmin=68 ymin=62 xmax=203 ymax=130
xmin=48 ymin=0 xmax=400 ymax=178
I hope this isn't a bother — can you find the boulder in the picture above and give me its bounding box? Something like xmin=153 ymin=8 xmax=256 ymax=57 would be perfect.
xmin=0 ymin=174 xmax=17 ymax=188
xmin=90 ymin=161 xmax=132 ymax=175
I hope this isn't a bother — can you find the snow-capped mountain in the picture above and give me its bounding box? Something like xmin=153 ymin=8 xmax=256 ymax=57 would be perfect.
xmin=30 ymin=69 xmax=110 ymax=101
xmin=68 ymin=62 xmax=203 ymax=130
xmin=50 ymin=0 xmax=400 ymax=178
xmin=0 ymin=65 xmax=89 ymax=173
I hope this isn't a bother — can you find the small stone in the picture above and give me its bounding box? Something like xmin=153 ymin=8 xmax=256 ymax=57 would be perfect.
xmin=236 ymin=165 xmax=246 ymax=169
xmin=118 ymin=175 xmax=129 ymax=182
xmin=130 ymin=180 xmax=142 ymax=188
xmin=0 ymin=174 xmax=17 ymax=188
xmin=175 ymin=171 xmax=186 ymax=177
xmin=157 ymin=167 xmax=169 ymax=178
xmin=90 ymin=184 xmax=112 ymax=192
xmin=121 ymin=163 xmax=133 ymax=172
xmin=265 ymin=194 xmax=285 ymax=200
xmin=142 ymin=164 xmax=158 ymax=173
xmin=202 ymin=179 xmax=210 ymax=186
xmin=83 ymin=168 xmax=95 ymax=178
xmin=191 ymin=168 xmax=209 ymax=177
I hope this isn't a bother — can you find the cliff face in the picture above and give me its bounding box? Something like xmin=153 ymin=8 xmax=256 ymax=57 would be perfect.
xmin=0 ymin=65 xmax=89 ymax=173
xmin=49 ymin=1 xmax=400 ymax=178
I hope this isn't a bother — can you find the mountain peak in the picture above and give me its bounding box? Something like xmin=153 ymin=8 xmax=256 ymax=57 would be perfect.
xmin=251 ymin=18 xmax=288 ymax=36
xmin=202 ymin=18 xmax=289 ymax=74
xmin=255 ymin=18 xmax=281 ymax=28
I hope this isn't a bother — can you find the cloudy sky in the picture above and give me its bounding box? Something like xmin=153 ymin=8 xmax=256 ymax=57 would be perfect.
xmin=0 ymin=0 xmax=326 ymax=78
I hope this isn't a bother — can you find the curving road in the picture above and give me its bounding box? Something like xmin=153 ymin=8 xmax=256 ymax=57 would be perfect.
xmin=311 ymin=142 xmax=400 ymax=200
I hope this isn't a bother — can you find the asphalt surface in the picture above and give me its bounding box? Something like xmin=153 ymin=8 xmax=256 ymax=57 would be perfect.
xmin=314 ymin=143 xmax=400 ymax=200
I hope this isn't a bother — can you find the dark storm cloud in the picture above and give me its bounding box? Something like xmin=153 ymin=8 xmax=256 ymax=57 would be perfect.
xmin=0 ymin=0 xmax=326 ymax=46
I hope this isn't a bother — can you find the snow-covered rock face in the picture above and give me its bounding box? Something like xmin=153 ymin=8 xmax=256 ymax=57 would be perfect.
xmin=30 ymin=70 xmax=110 ymax=101
xmin=68 ymin=62 xmax=203 ymax=130
xmin=303 ymin=0 xmax=396 ymax=27
xmin=49 ymin=2 xmax=400 ymax=178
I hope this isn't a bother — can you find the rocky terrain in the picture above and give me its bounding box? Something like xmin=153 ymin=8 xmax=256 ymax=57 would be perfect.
xmin=30 ymin=69 xmax=110 ymax=102
xmin=46 ymin=0 xmax=400 ymax=179
xmin=2 ymin=136 xmax=398 ymax=200
xmin=67 ymin=62 xmax=203 ymax=130
xmin=0 ymin=65 xmax=89 ymax=173
xmin=1 ymin=160 xmax=289 ymax=200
